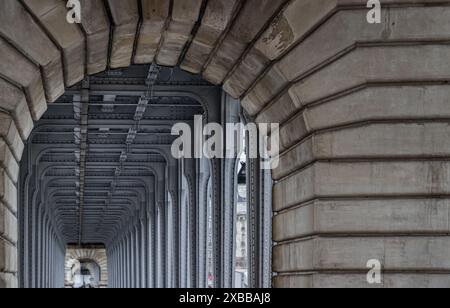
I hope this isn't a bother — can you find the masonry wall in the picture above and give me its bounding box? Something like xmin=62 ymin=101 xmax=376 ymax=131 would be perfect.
xmin=262 ymin=2 xmax=450 ymax=288
xmin=1 ymin=0 xmax=450 ymax=288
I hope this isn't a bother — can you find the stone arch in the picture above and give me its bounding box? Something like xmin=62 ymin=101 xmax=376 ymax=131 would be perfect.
xmin=65 ymin=258 xmax=81 ymax=284
xmin=0 ymin=0 xmax=450 ymax=288
xmin=65 ymin=247 xmax=108 ymax=288
xmin=80 ymin=260 xmax=102 ymax=287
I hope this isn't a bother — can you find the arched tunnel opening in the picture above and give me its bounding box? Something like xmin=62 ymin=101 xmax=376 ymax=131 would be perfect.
xmin=17 ymin=65 xmax=273 ymax=288
xmin=65 ymin=245 xmax=107 ymax=288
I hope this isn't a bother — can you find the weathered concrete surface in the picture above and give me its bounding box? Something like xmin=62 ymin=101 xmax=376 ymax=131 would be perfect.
xmin=0 ymin=79 xmax=33 ymax=141
xmin=0 ymin=273 xmax=17 ymax=288
xmin=203 ymin=0 xmax=286 ymax=84
xmin=274 ymin=273 xmax=450 ymax=288
xmin=0 ymin=139 xmax=19 ymax=185
xmin=224 ymin=0 xmax=336 ymax=98
xmin=243 ymin=6 xmax=450 ymax=115
xmin=0 ymin=38 xmax=47 ymax=121
xmin=290 ymin=45 xmax=450 ymax=108
xmin=257 ymin=44 xmax=450 ymax=127
xmin=274 ymin=199 xmax=450 ymax=242
xmin=275 ymin=85 xmax=450 ymax=156
xmin=274 ymin=161 xmax=450 ymax=211
xmin=0 ymin=168 xmax=17 ymax=215
xmin=135 ymin=0 xmax=171 ymax=64
xmin=0 ymin=202 xmax=17 ymax=244
xmin=180 ymin=0 xmax=239 ymax=73
xmin=275 ymin=122 xmax=450 ymax=180
xmin=0 ymin=238 xmax=17 ymax=273
xmin=107 ymin=0 xmax=139 ymax=68
xmin=0 ymin=113 xmax=24 ymax=163
xmin=274 ymin=236 xmax=450 ymax=272
xmin=157 ymin=0 xmax=203 ymax=66
xmin=0 ymin=0 xmax=64 ymax=102
xmin=79 ymin=0 xmax=110 ymax=74
xmin=22 ymin=0 xmax=85 ymax=87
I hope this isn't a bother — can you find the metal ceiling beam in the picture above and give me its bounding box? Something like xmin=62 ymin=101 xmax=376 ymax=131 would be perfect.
xmin=78 ymin=78 xmax=89 ymax=245
xmin=23 ymin=66 xmax=214 ymax=245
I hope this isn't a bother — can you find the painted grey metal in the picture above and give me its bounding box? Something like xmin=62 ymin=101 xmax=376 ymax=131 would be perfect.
xmin=17 ymin=65 xmax=271 ymax=288
xmin=221 ymin=94 xmax=241 ymax=288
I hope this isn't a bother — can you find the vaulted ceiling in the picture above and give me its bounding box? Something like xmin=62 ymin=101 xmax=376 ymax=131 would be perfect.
xmin=23 ymin=66 xmax=209 ymax=244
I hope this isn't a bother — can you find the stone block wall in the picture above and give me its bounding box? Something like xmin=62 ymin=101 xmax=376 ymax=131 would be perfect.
xmin=0 ymin=0 xmax=450 ymax=287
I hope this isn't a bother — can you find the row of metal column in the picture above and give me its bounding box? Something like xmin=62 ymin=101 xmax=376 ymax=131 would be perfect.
xmin=105 ymin=94 xmax=250 ymax=289
xmin=19 ymin=148 xmax=67 ymax=289
xmin=105 ymin=93 xmax=272 ymax=289
xmin=107 ymin=211 xmax=152 ymax=288
xmin=106 ymin=158 xmax=208 ymax=289
xmin=33 ymin=209 xmax=66 ymax=288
